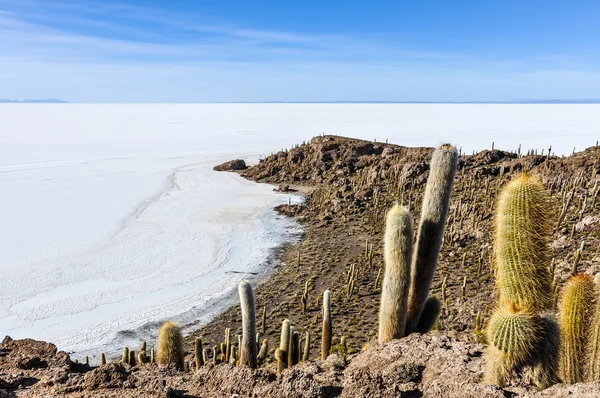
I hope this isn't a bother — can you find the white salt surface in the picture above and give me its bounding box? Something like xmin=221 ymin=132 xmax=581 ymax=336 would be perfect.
xmin=0 ymin=104 xmax=598 ymax=359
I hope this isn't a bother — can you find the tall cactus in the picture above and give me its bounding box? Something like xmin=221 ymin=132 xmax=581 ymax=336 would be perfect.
xmin=156 ymin=321 xmax=184 ymax=370
xmin=379 ymin=204 xmax=413 ymax=342
xmin=486 ymin=173 xmax=558 ymax=389
xmin=277 ymin=319 xmax=290 ymax=373
xmin=238 ymin=280 xmax=258 ymax=368
xmin=195 ymin=338 xmax=204 ymax=370
xmin=494 ymin=174 xmax=552 ymax=311
xmin=558 ymin=274 xmax=595 ymax=383
xmin=322 ymin=290 xmax=332 ymax=360
xmin=586 ymin=280 xmax=600 ymax=381
xmin=121 ymin=346 xmax=130 ymax=364
xmin=405 ymin=144 xmax=458 ymax=334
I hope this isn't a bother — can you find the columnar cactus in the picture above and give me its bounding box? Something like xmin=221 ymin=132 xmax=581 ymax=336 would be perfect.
xmin=238 ymin=280 xmax=258 ymax=368
xmin=156 ymin=321 xmax=184 ymax=370
xmin=485 ymin=173 xmax=558 ymax=389
xmin=258 ymin=339 xmax=269 ymax=363
xmin=129 ymin=350 xmax=137 ymax=366
xmin=100 ymin=353 xmax=106 ymax=366
xmin=195 ymin=338 xmax=204 ymax=369
xmin=322 ymin=290 xmax=332 ymax=360
xmin=558 ymin=274 xmax=595 ymax=383
xmin=405 ymin=144 xmax=458 ymax=334
xmin=122 ymin=346 xmax=129 ymax=364
xmin=495 ymin=174 xmax=552 ymax=311
xmin=415 ymin=296 xmax=441 ymax=334
xmin=302 ymin=331 xmax=310 ymax=361
xmin=586 ymin=283 xmax=600 ymax=381
xmin=278 ymin=319 xmax=290 ymax=373
xmin=379 ymin=204 xmax=413 ymax=342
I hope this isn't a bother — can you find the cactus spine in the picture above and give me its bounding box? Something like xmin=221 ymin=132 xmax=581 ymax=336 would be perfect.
xmin=195 ymin=338 xmax=204 ymax=369
xmin=278 ymin=319 xmax=290 ymax=373
xmin=405 ymin=144 xmax=458 ymax=334
xmin=322 ymin=290 xmax=332 ymax=360
xmin=379 ymin=204 xmax=413 ymax=342
xmin=558 ymin=274 xmax=595 ymax=383
xmin=238 ymin=280 xmax=258 ymax=368
xmin=156 ymin=321 xmax=184 ymax=370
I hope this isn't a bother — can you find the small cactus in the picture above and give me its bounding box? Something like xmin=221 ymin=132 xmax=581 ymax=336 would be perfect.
xmin=486 ymin=306 xmax=543 ymax=385
xmin=257 ymin=339 xmax=269 ymax=363
xmin=129 ymin=350 xmax=136 ymax=366
xmin=121 ymin=346 xmax=129 ymax=364
xmin=302 ymin=331 xmax=310 ymax=361
xmin=558 ymin=274 xmax=595 ymax=383
xmin=138 ymin=351 xmax=147 ymax=364
xmin=156 ymin=321 xmax=184 ymax=370
xmin=195 ymin=338 xmax=204 ymax=369
xmin=100 ymin=353 xmax=106 ymax=366
xmin=278 ymin=319 xmax=290 ymax=373
xmin=322 ymin=290 xmax=332 ymax=360
xmin=415 ymin=296 xmax=441 ymax=334
xmin=378 ymin=204 xmax=413 ymax=342
xmin=239 ymin=280 xmax=258 ymax=368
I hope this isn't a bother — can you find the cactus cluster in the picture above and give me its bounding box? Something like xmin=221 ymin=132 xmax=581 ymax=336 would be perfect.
xmin=485 ymin=173 xmax=558 ymax=389
xmin=379 ymin=144 xmax=458 ymax=342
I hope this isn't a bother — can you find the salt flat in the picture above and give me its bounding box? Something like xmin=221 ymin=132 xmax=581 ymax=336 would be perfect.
xmin=0 ymin=104 xmax=598 ymax=359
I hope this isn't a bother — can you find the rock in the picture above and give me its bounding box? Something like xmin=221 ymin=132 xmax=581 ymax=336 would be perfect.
xmin=213 ymin=159 xmax=247 ymax=171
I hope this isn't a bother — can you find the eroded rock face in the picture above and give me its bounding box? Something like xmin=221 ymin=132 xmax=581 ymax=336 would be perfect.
xmin=213 ymin=159 xmax=247 ymax=171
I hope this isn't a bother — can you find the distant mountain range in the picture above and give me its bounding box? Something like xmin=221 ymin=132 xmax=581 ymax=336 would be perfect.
xmin=0 ymin=99 xmax=68 ymax=103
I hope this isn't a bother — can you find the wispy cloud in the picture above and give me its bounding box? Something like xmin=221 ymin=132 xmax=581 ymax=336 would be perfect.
xmin=0 ymin=0 xmax=598 ymax=101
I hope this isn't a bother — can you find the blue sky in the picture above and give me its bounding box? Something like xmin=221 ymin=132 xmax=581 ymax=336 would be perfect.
xmin=1 ymin=0 xmax=599 ymax=102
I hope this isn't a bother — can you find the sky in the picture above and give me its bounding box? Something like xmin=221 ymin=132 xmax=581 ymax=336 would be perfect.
xmin=1 ymin=0 xmax=600 ymax=102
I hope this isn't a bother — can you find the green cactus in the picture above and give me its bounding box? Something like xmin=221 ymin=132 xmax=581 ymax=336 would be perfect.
xmin=138 ymin=351 xmax=147 ymax=365
xmin=140 ymin=341 xmax=146 ymax=353
xmin=586 ymin=282 xmax=600 ymax=381
xmin=195 ymin=338 xmax=204 ymax=369
xmin=415 ymin=296 xmax=441 ymax=334
xmin=129 ymin=350 xmax=136 ymax=366
xmin=486 ymin=306 xmax=544 ymax=385
xmin=558 ymin=274 xmax=595 ymax=383
xmin=405 ymin=144 xmax=458 ymax=334
xmin=121 ymin=346 xmax=129 ymax=364
xmin=494 ymin=173 xmax=553 ymax=312
xmin=292 ymin=331 xmax=300 ymax=366
xmin=322 ymin=290 xmax=332 ymax=360
xmin=302 ymin=331 xmax=310 ymax=361
xmin=156 ymin=321 xmax=184 ymax=370
xmin=532 ymin=314 xmax=560 ymax=389
xmin=238 ymin=280 xmax=258 ymax=368
xmin=229 ymin=345 xmax=238 ymax=365
xmin=275 ymin=348 xmax=286 ymax=374
xmin=378 ymin=204 xmax=413 ymax=342
xmin=288 ymin=325 xmax=295 ymax=368
xmin=278 ymin=319 xmax=290 ymax=373
xmin=100 ymin=353 xmax=106 ymax=366
xmin=257 ymin=339 xmax=269 ymax=363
